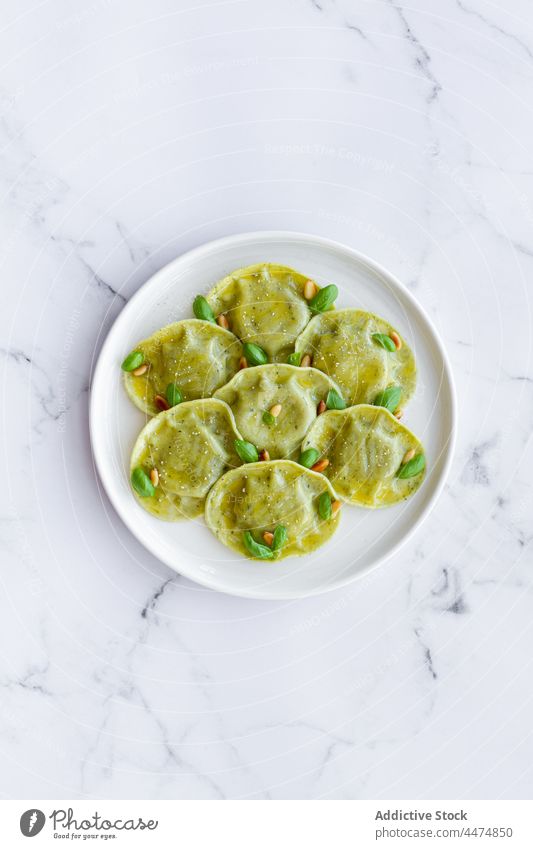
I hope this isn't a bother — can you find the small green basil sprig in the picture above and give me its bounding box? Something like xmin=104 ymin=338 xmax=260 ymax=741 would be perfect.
xmin=272 ymin=525 xmax=288 ymax=552
xmin=234 ymin=439 xmax=259 ymax=463
xmin=121 ymin=351 xmax=144 ymax=372
xmin=326 ymin=389 xmax=346 ymax=410
xmin=243 ymin=342 xmax=268 ymax=366
xmin=318 ymin=491 xmax=333 ymax=520
xmin=165 ymin=383 xmax=183 ymax=407
xmin=243 ymin=531 xmax=274 ymax=560
xmin=299 ymin=447 xmax=319 ymax=468
xmin=397 ymin=454 xmax=426 ymax=479
xmin=131 ymin=468 xmax=155 ymax=498
xmin=373 ymin=385 xmax=401 ymax=413
xmin=193 ymin=295 xmax=216 ymax=323
xmin=243 ymin=525 xmax=288 ymax=560
xmin=372 ymin=333 xmax=396 ymax=352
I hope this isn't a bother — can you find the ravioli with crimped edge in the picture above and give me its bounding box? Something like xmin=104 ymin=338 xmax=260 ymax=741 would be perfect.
xmin=214 ymin=364 xmax=343 ymax=460
xmin=122 ymin=319 xmax=243 ymax=416
xmin=295 ymin=308 xmax=416 ymax=409
xmin=205 ymin=263 xmax=327 ymax=362
xmin=205 ymin=460 xmax=341 ymax=560
xmin=300 ymin=404 xmax=426 ymax=508
xmin=130 ymin=399 xmax=244 ymax=520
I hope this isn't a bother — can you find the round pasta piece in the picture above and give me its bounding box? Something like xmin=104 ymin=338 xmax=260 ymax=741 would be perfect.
xmin=214 ymin=364 xmax=343 ymax=460
xmin=123 ymin=319 xmax=243 ymax=416
xmin=205 ymin=460 xmax=340 ymax=560
xmin=301 ymin=404 xmax=426 ymax=508
xmin=206 ymin=263 xmax=315 ymax=362
xmin=130 ymin=399 xmax=243 ymax=520
xmin=295 ymin=308 xmax=416 ymax=408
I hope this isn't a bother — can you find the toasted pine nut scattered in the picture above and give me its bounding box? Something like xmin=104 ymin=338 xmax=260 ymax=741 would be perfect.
xmin=317 ymin=399 xmax=326 ymax=415
xmin=389 ymin=331 xmax=402 ymax=350
xmin=259 ymin=449 xmax=270 ymax=462
xmin=402 ymin=448 xmax=415 ymax=465
xmin=269 ymin=403 xmax=282 ymax=418
xmin=394 ymin=408 xmax=404 ymax=420
xmin=263 ymin=531 xmax=274 ymax=546
xmin=154 ymin=394 xmax=170 ymax=411
xmin=331 ymin=500 xmax=342 ymax=516
xmin=150 ymin=468 xmax=159 ymax=487
xmin=239 ymin=356 xmax=248 ymax=370
xmin=303 ymin=279 xmax=318 ymax=300
xmin=216 ymin=314 xmax=230 ymax=330
xmin=132 ymin=363 xmax=148 ymax=377
xmin=300 ymin=354 xmax=312 ymax=368
xmin=311 ymin=458 xmax=329 ymax=473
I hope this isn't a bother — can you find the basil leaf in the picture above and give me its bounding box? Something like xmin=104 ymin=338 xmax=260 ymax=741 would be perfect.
xmin=308 ymin=284 xmax=338 ymax=314
xmin=234 ymin=439 xmax=259 ymax=463
xmin=165 ymin=383 xmax=183 ymax=407
xmin=287 ymin=352 xmax=302 ymax=367
xmin=131 ymin=468 xmax=155 ymax=498
xmin=372 ymin=333 xmax=396 ymax=352
xmin=262 ymin=411 xmax=275 ymax=426
xmin=299 ymin=448 xmax=319 ymax=468
xmin=326 ymin=389 xmax=346 ymax=410
xmin=193 ymin=295 xmax=215 ymax=323
xmin=121 ymin=351 xmax=144 ymax=372
xmin=318 ymin=491 xmax=332 ymax=520
xmin=397 ymin=454 xmax=426 ymax=479
xmin=243 ymin=342 xmax=268 ymax=366
xmin=272 ymin=525 xmax=288 ymax=552
xmin=373 ymin=385 xmax=401 ymax=413
xmin=243 ymin=531 xmax=274 ymax=560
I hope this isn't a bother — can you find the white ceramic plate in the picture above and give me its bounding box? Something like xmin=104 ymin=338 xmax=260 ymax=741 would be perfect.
xmin=90 ymin=232 xmax=456 ymax=599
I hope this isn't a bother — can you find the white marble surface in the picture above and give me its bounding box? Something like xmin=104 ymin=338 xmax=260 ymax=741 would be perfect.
xmin=1 ymin=0 xmax=532 ymax=800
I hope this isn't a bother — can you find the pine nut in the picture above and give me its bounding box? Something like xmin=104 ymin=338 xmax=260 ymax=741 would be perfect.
xmin=317 ymin=399 xmax=326 ymax=415
xmin=300 ymin=354 xmax=312 ymax=368
xmin=132 ymin=363 xmax=148 ymax=377
xmin=311 ymin=458 xmax=329 ymax=473
xmin=259 ymin=449 xmax=270 ymax=462
xmin=263 ymin=531 xmax=274 ymax=546
xmin=239 ymin=356 xmax=248 ymax=370
xmin=154 ymin=394 xmax=170 ymax=411
xmin=150 ymin=469 xmax=159 ymax=487
xmin=269 ymin=403 xmax=282 ymax=418
xmin=216 ymin=314 xmax=229 ymax=330
xmin=402 ymin=448 xmax=415 ymax=465
xmin=389 ymin=331 xmax=402 ymax=350
xmin=331 ymin=500 xmax=342 ymax=516
xmin=303 ymin=279 xmax=318 ymax=300
xmin=394 ymin=408 xmax=404 ymax=420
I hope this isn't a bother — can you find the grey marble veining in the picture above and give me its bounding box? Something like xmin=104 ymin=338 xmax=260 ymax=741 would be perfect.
xmin=0 ymin=0 xmax=532 ymax=800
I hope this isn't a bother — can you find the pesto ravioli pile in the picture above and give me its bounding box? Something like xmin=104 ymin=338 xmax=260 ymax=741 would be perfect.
xmin=121 ymin=263 xmax=427 ymax=562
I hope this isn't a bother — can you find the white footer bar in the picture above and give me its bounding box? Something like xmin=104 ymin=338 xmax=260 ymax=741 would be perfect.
xmin=2 ymin=800 xmax=532 ymax=848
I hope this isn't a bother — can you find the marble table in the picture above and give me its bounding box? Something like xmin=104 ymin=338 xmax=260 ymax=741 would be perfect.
xmin=1 ymin=0 xmax=532 ymax=799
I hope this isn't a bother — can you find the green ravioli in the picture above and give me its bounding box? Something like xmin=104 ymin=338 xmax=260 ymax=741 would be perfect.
xmin=205 ymin=263 xmax=316 ymax=362
xmin=130 ymin=399 xmax=243 ymax=520
xmin=205 ymin=460 xmax=340 ymax=560
xmin=214 ymin=363 xmax=342 ymax=460
xmin=123 ymin=319 xmax=243 ymax=416
xmin=295 ymin=308 xmax=416 ymax=408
